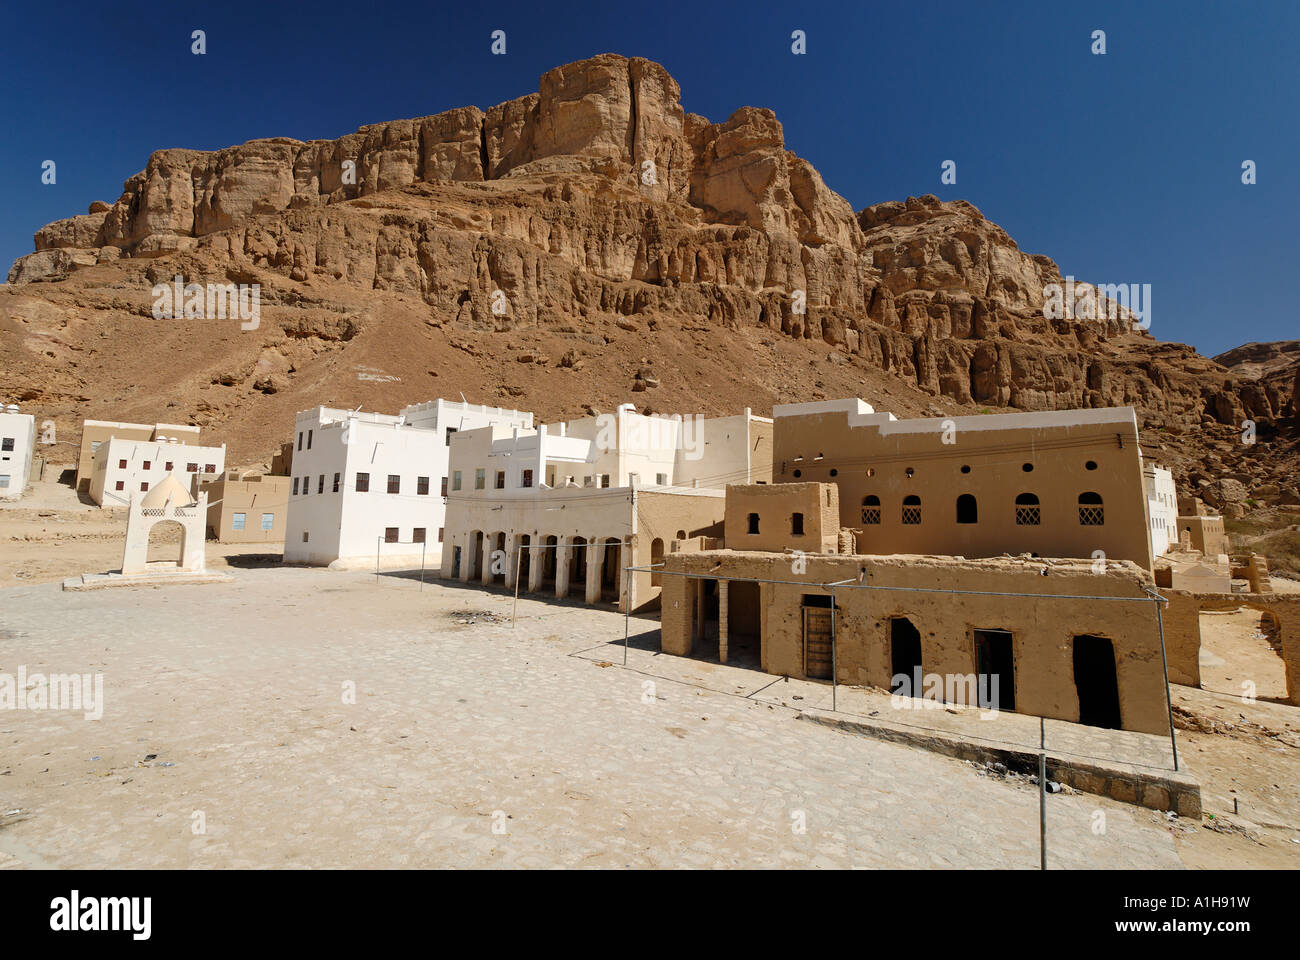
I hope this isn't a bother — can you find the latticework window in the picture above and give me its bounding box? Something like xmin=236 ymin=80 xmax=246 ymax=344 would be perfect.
xmin=861 ymin=507 xmax=881 ymax=525
xmin=902 ymin=506 xmax=921 ymax=525
xmin=1016 ymin=506 xmax=1040 ymax=525
xmin=1079 ymin=506 xmax=1104 ymax=526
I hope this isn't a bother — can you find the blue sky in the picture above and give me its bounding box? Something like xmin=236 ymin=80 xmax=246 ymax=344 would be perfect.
xmin=1 ymin=0 xmax=1295 ymax=356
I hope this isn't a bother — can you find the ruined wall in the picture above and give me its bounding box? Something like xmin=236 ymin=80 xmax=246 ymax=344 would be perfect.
xmin=1158 ymin=590 xmax=1203 ymax=687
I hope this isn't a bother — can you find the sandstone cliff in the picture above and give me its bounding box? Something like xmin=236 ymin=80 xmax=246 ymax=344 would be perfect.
xmin=2 ymin=54 xmax=1295 ymax=509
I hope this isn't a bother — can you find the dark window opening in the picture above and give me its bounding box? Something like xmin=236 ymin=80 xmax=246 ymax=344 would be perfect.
xmin=956 ymin=493 xmax=978 ymax=524
xmin=356 ymin=472 xmax=369 ymax=493
xmin=902 ymin=495 xmax=921 ymax=525
xmin=747 ymin=512 xmax=760 ymax=535
xmin=1078 ymin=491 xmax=1104 ymax=526
xmin=1015 ymin=492 xmax=1040 ymax=525
xmin=861 ymin=494 xmax=881 ymax=525
xmin=791 ymin=512 xmax=804 ymax=536
xmin=384 ymin=527 xmax=399 ymax=543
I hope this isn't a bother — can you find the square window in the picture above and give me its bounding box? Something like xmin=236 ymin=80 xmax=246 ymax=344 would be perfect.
xmin=656 ymin=473 xmax=667 ymax=486
xmin=232 ymin=512 xmax=246 ymax=530
xmin=187 ymin=463 xmax=197 ymax=472
xmin=384 ymin=527 xmax=399 ymax=543
xmin=388 ymin=474 xmax=401 ymax=494
xmin=0 ymin=475 xmax=8 ymax=488
xmin=356 ymin=472 xmax=370 ymax=492
xmin=260 ymin=513 xmax=274 ymax=530
xmin=115 ymin=481 xmax=124 ymax=491
xmin=413 ymin=527 xmax=426 ymax=543
xmin=140 ymin=482 xmax=148 ymax=492
xmin=142 ymin=460 xmax=151 ymax=470
xmin=522 ymin=469 xmax=534 ymax=488
xmin=204 ymin=464 xmax=215 ymax=473
xmin=118 ymin=459 xmax=127 ymax=469
xmin=165 ymin=461 xmax=174 ymax=472
xmin=417 ymin=476 xmax=429 ymax=495
xmin=600 ymin=474 xmax=610 ymax=488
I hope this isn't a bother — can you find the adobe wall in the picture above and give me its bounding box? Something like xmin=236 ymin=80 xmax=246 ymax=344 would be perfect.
xmin=771 ymin=409 xmax=1152 ymax=570
xmin=661 ymin=550 xmax=1169 ymax=735
xmin=1157 ymin=591 xmax=1202 ymax=687
xmin=1166 ymin=590 xmax=1300 ymax=705
xmin=723 ymin=482 xmax=839 ymax=553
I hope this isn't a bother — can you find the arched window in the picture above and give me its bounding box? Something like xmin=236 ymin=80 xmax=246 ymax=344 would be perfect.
xmin=861 ymin=495 xmax=881 ymax=525
xmin=902 ymin=495 xmax=921 ymax=525
xmin=1015 ymin=493 xmax=1040 ymax=526
xmin=956 ymin=493 xmax=978 ymax=524
xmin=1078 ymin=492 xmax=1104 ymax=526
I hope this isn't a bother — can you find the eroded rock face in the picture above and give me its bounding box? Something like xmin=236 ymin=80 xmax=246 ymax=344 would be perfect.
xmin=5 ymin=53 xmax=1295 ymax=481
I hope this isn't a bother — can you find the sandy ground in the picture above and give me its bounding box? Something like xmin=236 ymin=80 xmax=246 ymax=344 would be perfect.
xmin=0 ymin=472 xmax=281 ymax=586
xmin=0 ymin=475 xmax=1297 ymax=869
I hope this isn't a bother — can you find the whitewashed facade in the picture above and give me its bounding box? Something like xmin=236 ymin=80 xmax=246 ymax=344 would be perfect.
xmin=1143 ymin=463 xmax=1179 ymax=557
xmin=439 ymin=404 xmax=773 ymax=610
xmin=88 ymin=436 xmax=226 ymax=507
xmin=0 ymin=408 xmax=36 ymax=501
xmin=282 ymin=400 xmax=533 ymax=568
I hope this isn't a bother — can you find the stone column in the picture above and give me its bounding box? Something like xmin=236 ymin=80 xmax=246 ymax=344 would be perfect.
xmin=585 ymin=538 xmax=602 ymax=605
xmin=527 ymin=542 xmax=544 ymax=593
xmin=718 ymin=579 xmax=729 ymax=664
xmin=555 ymin=540 xmax=571 ymax=599
xmin=459 ymin=534 xmax=475 ymax=582
xmin=480 ymin=532 xmax=496 ymax=586
xmin=501 ymin=533 xmax=516 ymax=587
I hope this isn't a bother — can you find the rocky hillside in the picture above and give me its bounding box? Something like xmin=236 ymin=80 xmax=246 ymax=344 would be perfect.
xmin=2 ymin=53 xmax=1296 ymax=512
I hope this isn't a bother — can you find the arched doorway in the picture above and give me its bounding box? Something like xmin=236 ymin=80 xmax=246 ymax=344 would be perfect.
xmin=146 ymin=519 xmax=187 ymax=567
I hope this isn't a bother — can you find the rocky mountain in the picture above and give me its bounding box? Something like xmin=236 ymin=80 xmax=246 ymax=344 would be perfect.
xmin=2 ymin=53 xmax=1296 ymax=514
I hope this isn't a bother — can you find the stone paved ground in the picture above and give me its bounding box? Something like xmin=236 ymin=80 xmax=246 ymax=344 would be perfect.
xmin=0 ymin=568 xmax=1184 ymax=869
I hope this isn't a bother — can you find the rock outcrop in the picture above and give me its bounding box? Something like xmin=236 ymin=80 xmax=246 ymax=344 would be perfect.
xmin=3 ymin=53 xmax=1296 ymax=500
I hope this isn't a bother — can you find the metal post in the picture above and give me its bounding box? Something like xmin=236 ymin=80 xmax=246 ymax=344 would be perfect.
xmin=1151 ymin=593 xmax=1179 ymax=772
xmin=829 ymin=585 xmax=838 ymax=712
xmin=1040 ymin=718 xmax=1050 ymax=868
xmin=623 ymin=567 xmax=632 ymax=665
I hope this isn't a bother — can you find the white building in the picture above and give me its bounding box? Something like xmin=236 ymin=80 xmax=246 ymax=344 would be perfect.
xmin=0 ymin=405 xmax=37 ymax=501
xmin=282 ymin=400 xmax=534 ymax=569
xmin=88 ymin=436 xmax=226 ymax=507
xmin=439 ymin=404 xmax=774 ymax=610
xmin=1143 ymin=463 xmax=1179 ymax=557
